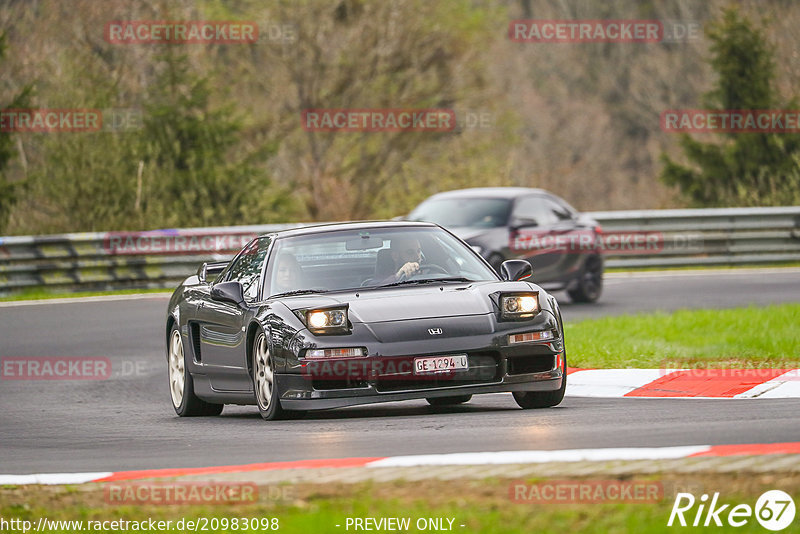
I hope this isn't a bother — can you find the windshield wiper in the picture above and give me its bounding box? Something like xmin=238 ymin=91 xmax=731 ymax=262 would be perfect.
xmin=270 ymin=288 xmax=329 ymax=298
xmin=378 ymin=277 xmax=474 ymax=288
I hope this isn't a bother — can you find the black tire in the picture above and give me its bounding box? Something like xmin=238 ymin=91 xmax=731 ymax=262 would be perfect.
xmin=426 ymin=395 xmax=472 ymax=406
xmin=167 ymin=324 xmax=223 ymax=417
xmin=513 ymin=339 xmax=567 ymax=409
xmin=567 ymin=255 xmax=603 ymax=303
xmin=252 ymin=327 xmax=299 ymax=421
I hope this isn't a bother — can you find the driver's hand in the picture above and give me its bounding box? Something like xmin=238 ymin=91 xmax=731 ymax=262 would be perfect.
xmin=396 ymin=262 xmax=420 ymax=279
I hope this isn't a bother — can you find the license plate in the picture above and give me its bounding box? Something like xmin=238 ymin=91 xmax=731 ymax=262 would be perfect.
xmin=414 ymin=354 xmax=469 ymax=374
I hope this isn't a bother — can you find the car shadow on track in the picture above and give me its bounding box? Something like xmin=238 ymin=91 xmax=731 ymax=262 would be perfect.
xmin=217 ymin=398 xmax=569 ymax=422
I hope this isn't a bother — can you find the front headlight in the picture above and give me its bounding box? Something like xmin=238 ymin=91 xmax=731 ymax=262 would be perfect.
xmin=500 ymin=293 xmax=540 ymax=320
xmin=303 ymin=306 xmax=350 ymax=334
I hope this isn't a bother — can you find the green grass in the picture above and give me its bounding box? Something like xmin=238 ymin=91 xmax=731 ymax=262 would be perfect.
xmin=1 ymin=475 xmax=796 ymax=534
xmin=566 ymin=303 xmax=800 ymax=369
xmin=0 ymin=287 xmax=171 ymax=302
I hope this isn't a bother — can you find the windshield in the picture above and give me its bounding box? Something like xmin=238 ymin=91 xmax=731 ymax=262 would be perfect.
xmin=407 ymin=197 xmax=512 ymax=228
xmin=265 ymin=226 xmax=497 ymax=297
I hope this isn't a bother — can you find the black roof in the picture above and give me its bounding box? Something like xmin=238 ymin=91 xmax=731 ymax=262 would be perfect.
xmin=424 ymin=187 xmax=550 ymax=200
xmin=264 ymin=220 xmax=437 ymax=239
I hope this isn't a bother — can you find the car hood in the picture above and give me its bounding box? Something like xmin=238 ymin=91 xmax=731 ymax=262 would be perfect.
xmin=279 ymin=281 xmax=537 ymax=323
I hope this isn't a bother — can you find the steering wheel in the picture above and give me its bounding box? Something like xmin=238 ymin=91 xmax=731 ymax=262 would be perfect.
xmin=414 ymin=263 xmax=449 ymax=276
xmin=394 ymin=263 xmax=450 ymax=282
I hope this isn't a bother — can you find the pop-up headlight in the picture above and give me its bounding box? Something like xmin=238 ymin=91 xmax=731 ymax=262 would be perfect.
xmin=303 ymin=306 xmax=350 ymax=334
xmin=499 ymin=293 xmax=540 ymax=320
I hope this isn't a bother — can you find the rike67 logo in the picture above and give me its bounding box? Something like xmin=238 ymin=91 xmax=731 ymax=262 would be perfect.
xmin=669 ymin=490 xmax=795 ymax=531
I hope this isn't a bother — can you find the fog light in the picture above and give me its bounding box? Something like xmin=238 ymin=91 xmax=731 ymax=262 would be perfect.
xmin=509 ymin=330 xmax=554 ymax=344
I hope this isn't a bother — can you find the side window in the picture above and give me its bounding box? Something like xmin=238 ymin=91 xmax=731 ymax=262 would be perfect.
xmin=512 ymin=196 xmax=557 ymax=227
xmin=222 ymin=237 xmax=271 ymax=301
xmin=545 ymin=198 xmax=575 ymax=222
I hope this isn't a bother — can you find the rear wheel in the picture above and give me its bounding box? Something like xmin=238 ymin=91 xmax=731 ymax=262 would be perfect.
xmin=567 ymin=255 xmax=603 ymax=303
xmin=426 ymin=395 xmax=472 ymax=406
xmin=168 ymin=325 xmax=223 ymax=416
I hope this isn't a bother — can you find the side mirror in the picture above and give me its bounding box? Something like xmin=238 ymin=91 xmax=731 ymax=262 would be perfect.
xmin=197 ymin=261 xmax=228 ymax=284
xmin=211 ymin=281 xmax=245 ymax=305
xmin=510 ymin=217 xmax=538 ymax=231
xmin=500 ymin=260 xmax=533 ymax=281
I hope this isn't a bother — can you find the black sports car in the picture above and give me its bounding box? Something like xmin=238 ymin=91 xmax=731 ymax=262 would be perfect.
xmin=406 ymin=187 xmax=603 ymax=302
xmin=165 ymin=221 xmax=567 ymax=420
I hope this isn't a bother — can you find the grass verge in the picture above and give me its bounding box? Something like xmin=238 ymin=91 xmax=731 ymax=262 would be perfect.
xmin=566 ymin=303 xmax=800 ymax=369
xmin=1 ymin=473 xmax=797 ymax=533
xmin=0 ymin=287 xmax=171 ymax=302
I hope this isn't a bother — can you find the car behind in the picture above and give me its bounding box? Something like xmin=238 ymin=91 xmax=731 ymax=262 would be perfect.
xmin=406 ymin=187 xmax=603 ymax=302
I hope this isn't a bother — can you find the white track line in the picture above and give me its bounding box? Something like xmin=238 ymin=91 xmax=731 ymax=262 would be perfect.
xmin=0 ymin=293 xmax=171 ymax=308
xmin=0 ymin=472 xmax=112 ymax=485
xmin=366 ymin=446 xmax=712 ymax=467
xmin=566 ymin=369 xmax=681 ymax=397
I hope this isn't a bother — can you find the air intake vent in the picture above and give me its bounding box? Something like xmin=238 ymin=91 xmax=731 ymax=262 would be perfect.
xmin=189 ymin=322 xmax=202 ymax=362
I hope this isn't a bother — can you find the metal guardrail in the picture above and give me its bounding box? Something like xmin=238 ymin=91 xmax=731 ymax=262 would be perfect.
xmin=591 ymin=206 xmax=800 ymax=269
xmin=1 ymin=207 xmax=799 ymax=295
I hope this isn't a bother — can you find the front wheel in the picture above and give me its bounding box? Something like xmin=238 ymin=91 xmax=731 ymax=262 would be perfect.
xmin=252 ymin=329 xmax=305 ymax=420
xmin=567 ymin=255 xmax=603 ymax=303
xmin=168 ymin=325 xmax=223 ymax=416
xmin=512 ymin=353 xmax=567 ymax=409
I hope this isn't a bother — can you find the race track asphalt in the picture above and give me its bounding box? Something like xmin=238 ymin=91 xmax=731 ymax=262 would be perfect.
xmin=1 ymin=269 xmax=798 ymax=475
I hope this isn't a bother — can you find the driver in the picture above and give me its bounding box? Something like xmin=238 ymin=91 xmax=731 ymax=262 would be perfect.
xmin=376 ymin=236 xmax=423 ymax=283
xmin=272 ymin=253 xmax=303 ymax=294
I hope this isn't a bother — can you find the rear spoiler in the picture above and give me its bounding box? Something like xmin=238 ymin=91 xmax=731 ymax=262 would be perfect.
xmin=197 ymin=261 xmax=228 ymax=283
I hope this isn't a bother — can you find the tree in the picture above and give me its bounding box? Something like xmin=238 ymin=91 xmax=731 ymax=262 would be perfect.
xmin=0 ymin=33 xmax=32 ymax=234
xmin=262 ymin=0 xmax=505 ymax=221
xmin=660 ymin=8 xmax=800 ymax=207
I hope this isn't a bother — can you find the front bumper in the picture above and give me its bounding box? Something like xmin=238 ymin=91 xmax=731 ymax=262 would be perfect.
xmin=278 ymin=367 xmax=563 ymax=410
xmin=277 ymin=309 xmax=564 ymax=410
xmin=279 ymin=337 xmax=563 ymax=410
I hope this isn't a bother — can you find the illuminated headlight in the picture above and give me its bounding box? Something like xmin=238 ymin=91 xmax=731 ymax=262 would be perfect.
xmin=304 ymin=306 xmax=349 ymax=334
xmin=304 ymin=347 xmax=364 ymax=359
xmin=509 ymin=330 xmax=554 ymax=344
xmin=500 ymin=293 xmax=540 ymax=319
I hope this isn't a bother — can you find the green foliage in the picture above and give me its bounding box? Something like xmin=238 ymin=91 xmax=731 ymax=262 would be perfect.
xmin=0 ymin=33 xmax=32 ymax=234
xmin=139 ymin=49 xmax=274 ymax=228
xmin=660 ymin=8 xmax=800 ymax=207
xmin=23 ymin=46 xmax=290 ymax=233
